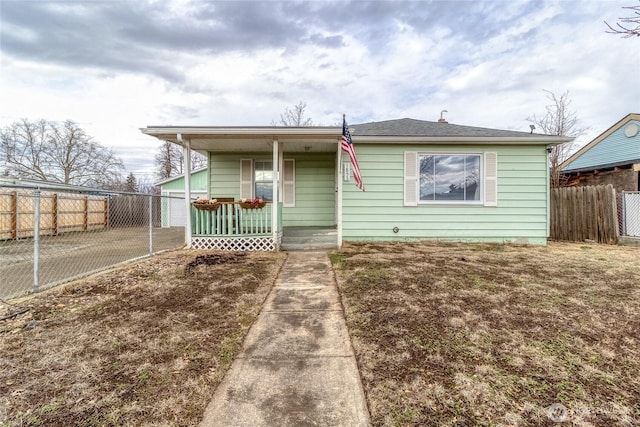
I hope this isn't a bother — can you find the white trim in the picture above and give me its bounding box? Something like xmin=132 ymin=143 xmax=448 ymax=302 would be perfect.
xmin=141 ymin=126 xmax=570 ymax=145
xmin=546 ymin=149 xmax=551 ymax=237
xmin=142 ymin=126 xmax=340 ymax=137
xmin=353 ymin=136 xmax=571 ymax=145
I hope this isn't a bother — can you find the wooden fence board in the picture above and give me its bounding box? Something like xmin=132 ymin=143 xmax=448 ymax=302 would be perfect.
xmin=0 ymin=190 xmax=108 ymax=240
xmin=550 ymin=185 xmax=619 ymax=244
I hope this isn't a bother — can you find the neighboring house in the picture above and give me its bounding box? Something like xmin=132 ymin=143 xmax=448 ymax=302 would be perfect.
xmin=157 ymin=168 xmax=208 ymax=227
xmin=141 ymin=118 xmax=569 ymax=250
xmin=561 ymin=113 xmax=640 ymax=192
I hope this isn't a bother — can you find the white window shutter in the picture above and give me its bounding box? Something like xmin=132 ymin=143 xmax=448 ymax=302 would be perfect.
xmin=240 ymin=159 xmax=253 ymax=199
xmin=484 ymin=152 xmax=498 ymax=206
xmin=404 ymin=151 xmax=418 ymax=206
xmin=283 ymin=159 xmax=295 ymax=207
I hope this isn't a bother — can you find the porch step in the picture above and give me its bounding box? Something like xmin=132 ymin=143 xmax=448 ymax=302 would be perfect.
xmin=281 ymin=227 xmax=338 ymax=251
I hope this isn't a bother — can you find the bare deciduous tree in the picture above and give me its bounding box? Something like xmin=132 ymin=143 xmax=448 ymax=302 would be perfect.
xmin=272 ymin=101 xmax=314 ymax=126
xmin=135 ymin=174 xmax=160 ymax=195
xmin=0 ymin=119 xmax=124 ymax=187
xmin=527 ymin=90 xmax=588 ymax=188
xmin=154 ymin=140 xmax=206 ymax=180
xmin=605 ymin=2 xmax=640 ymax=37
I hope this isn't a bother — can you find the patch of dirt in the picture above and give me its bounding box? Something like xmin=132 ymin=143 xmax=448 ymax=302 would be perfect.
xmin=0 ymin=249 xmax=286 ymax=426
xmin=184 ymin=253 xmax=246 ymax=274
xmin=332 ymin=241 xmax=640 ymax=426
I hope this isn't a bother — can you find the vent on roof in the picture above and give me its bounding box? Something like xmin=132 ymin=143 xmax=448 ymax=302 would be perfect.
xmin=438 ymin=110 xmax=448 ymax=123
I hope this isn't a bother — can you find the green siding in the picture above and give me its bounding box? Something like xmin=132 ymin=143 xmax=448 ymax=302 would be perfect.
xmin=342 ymin=144 xmax=550 ymax=245
xmin=161 ymin=169 xmax=208 ymax=192
xmin=209 ymin=153 xmax=244 ymax=199
xmin=282 ymin=153 xmax=335 ymax=227
xmin=204 ymin=144 xmax=551 ymax=244
xmin=208 ymin=152 xmax=335 ymax=227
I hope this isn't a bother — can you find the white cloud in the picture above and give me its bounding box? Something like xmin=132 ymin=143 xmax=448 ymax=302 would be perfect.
xmin=1 ymin=0 xmax=638 ymax=177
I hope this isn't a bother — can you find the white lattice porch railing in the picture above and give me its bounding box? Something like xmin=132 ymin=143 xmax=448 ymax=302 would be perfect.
xmin=190 ymin=202 xmax=281 ymax=251
xmin=192 ymin=202 xmax=272 ymax=235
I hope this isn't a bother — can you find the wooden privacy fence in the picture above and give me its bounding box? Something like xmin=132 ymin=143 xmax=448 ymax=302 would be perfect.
xmin=0 ymin=190 xmax=108 ymax=240
xmin=550 ymin=184 xmax=619 ymax=244
xmin=108 ymin=194 xmax=161 ymax=227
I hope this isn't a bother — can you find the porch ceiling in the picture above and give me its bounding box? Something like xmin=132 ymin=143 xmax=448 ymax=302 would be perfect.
xmin=141 ymin=126 xmax=342 ymax=153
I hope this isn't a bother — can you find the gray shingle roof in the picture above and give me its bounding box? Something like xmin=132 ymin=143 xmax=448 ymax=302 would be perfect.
xmin=351 ymin=118 xmax=545 ymax=138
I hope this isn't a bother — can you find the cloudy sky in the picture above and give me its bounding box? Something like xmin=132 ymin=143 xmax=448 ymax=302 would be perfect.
xmin=1 ymin=0 xmax=639 ymax=179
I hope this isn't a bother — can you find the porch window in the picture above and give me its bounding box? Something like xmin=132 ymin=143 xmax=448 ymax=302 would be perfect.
xmin=240 ymin=158 xmax=295 ymax=204
xmin=254 ymin=160 xmax=273 ymax=201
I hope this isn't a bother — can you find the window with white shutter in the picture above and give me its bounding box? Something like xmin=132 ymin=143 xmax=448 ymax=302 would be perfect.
xmin=408 ymin=151 xmax=497 ymax=206
xmin=404 ymin=151 xmax=418 ymax=206
xmin=283 ymin=159 xmax=295 ymax=207
xmin=484 ymin=152 xmax=498 ymax=206
xmin=240 ymin=159 xmax=253 ymax=199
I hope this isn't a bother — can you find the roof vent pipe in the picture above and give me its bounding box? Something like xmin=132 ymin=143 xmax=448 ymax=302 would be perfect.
xmin=438 ymin=110 xmax=448 ymax=123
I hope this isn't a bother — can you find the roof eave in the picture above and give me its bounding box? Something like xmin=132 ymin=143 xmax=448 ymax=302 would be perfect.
xmin=352 ymin=135 xmax=572 ymax=145
xmin=141 ymin=126 xmax=341 ymax=139
xmin=140 ymin=127 xmax=572 ymax=145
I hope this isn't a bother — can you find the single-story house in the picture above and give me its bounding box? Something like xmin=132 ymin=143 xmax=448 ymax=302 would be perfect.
xmin=157 ymin=168 xmax=208 ymax=227
xmin=561 ymin=113 xmax=640 ymax=192
xmin=141 ymin=118 xmax=570 ymax=250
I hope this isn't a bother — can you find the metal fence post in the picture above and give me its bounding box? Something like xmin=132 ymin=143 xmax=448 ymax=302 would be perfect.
xmin=621 ymin=191 xmax=627 ymax=237
xmin=33 ymin=188 xmax=40 ymax=293
xmin=148 ymin=195 xmax=153 ymax=256
xmin=1 ymin=183 xmax=186 ymax=300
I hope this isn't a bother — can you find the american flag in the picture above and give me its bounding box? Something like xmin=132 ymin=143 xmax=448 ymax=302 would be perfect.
xmin=341 ymin=117 xmax=364 ymax=191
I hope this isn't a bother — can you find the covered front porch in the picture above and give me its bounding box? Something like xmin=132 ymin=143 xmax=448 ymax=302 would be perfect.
xmin=142 ymin=125 xmax=344 ymax=251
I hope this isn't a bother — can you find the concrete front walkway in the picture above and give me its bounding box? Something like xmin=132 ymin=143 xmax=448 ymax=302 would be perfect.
xmin=199 ymin=251 xmax=370 ymax=426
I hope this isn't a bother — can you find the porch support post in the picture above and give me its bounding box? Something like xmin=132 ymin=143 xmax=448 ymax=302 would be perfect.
xmin=179 ymin=133 xmax=193 ymax=248
xmin=336 ymin=140 xmax=343 ymax=248
xmin=272 ymin=138 xmax=279 ymax=248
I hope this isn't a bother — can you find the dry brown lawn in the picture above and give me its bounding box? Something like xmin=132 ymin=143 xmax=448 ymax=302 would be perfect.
xmin=0 ymin=250 xmax=286 ymax=426
xmin=332 ymin=241 xmax=640 ymax=427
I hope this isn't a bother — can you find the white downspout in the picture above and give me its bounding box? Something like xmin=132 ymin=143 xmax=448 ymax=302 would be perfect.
xmin=546 ymin=146 xmax=551 ymax=239
xmin=272 ymin=138 xmax=279 ymax=249
xmin=180 ymin=134 xmax=192 ymax=248
xmin=337 ymin=140 xmax=343 ymax=248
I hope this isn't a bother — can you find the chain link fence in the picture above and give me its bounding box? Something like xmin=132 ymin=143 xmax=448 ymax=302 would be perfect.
xmin=620 ymin=191 xmax=640 ymax=237
xmin=1 ymin=182 xmax=186 ymax=300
